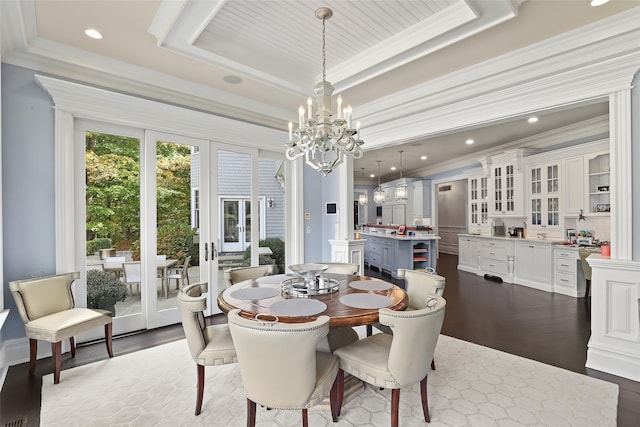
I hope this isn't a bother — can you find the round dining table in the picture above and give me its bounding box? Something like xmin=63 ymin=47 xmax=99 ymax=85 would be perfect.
xmin=217 ymin=273 xmax=408 ymax=327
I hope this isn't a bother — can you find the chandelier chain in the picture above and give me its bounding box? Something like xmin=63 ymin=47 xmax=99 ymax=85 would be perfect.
xmin=322 ymin=15 xmax=327 ymax=81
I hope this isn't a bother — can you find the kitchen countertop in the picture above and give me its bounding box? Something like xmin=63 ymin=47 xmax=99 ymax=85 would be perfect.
xmin=459 ymin=233 xmax=603 ymax=251
xmin=459 ymin=233 xmax=564 ymax=245
xmin=360 ymin=231 xmax=440 ymax=241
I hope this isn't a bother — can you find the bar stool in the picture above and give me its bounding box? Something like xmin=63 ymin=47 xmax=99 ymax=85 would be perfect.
xmin=578 ymin=250 xmax=592 ymax=302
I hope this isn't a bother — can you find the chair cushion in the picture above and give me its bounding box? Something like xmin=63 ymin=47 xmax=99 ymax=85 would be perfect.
xmin=198 ymin=324 xmax=238 ymax=366
xmin=25 ymin=308 xmax=112 ymax=342
xmin=334 ymin=333 xmax=400 ymax=389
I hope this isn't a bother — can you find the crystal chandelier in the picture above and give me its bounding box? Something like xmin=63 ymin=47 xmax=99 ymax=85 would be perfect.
xmin=396 ymin=150 xmax=408 ymax=200
xmin=373 ymin=161 xmax=385 ymax=204
xmin=358 ymin=168 xmax=368 ymax=205
xmin=285 ymin=7 xmax=364 ymax=176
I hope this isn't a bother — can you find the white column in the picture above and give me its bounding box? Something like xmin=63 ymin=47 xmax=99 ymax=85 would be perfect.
xmin=285 ymin=157 xmax=304 ymax=267
xmin=337 ymin=157 xmax=354 ymax=240
xmin=55 ymin=109 xmax=76 ymax=274
xmin=609 ymin=90 xmax=632 ymax=260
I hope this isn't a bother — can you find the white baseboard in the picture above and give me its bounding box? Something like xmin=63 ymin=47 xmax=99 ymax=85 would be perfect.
xmin=587 ymin=342 xmax=640 ymax=382
xmin=4 ymin=336 xmax=71 ymax=368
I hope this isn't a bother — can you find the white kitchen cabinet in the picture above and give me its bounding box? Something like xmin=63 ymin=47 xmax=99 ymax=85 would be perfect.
xmin=514 ymin=241 xmax=553 ymax=290
xmin=393 ymin=204 xmax=406 ymax=225
xmin=465 ymin=168 xmax=490 ymax=234
xmin=587 ymin=152 xmax=610 ymax=215
xmin=554 ymin=247 xmax=579 ymax=297
xmin=458 ymin=236 xmax=478 ymax=271
xmin=527 ymin=162 xmax=561 ymax=236
xmin=563 ymin=156 xmax=585 ymax=215
xmin=411 ymin=180 xmax=431 ymax=219
xmin=478 ymin=239 xmax=514 ymax=281
xmin=381 ymin=204 xmax=393 ymax=224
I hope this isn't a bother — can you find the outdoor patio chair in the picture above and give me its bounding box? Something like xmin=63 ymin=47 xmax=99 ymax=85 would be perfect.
xmin=167 ymin=256 xmax=191 ymax=291
xmin=122 ymin=262 xmax=141 ymax=295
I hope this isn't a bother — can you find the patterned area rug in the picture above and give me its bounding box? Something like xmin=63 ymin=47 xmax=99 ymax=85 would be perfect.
xmin=41 ymin=335 xmax=618 ymax=426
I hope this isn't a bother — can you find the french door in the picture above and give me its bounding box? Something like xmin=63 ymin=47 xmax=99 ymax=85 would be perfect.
xmin=78 ymin=122 xmax=214 ymax=333
xmin=221 ymin=197 xmax=266 ymax=252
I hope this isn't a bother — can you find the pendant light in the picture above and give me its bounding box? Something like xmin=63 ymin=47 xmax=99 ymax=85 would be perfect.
xmin=396 ymin=150 xmax=408 ymax=200
xmin=373 ymin=161 xmax=385 ymax=205
xmin=358 ymin=168 xmax=368 ymax=205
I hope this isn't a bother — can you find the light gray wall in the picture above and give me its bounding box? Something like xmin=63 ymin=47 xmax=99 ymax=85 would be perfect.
xmin=437 ymin=180 xmax=467 ymax=227
xmin=303 ymin=164 xmax=323 ymax=262
xmin=2 ymin=64 xmax=57 ymax=339
xmin=632 ymin=71 xmax=639 ymax=260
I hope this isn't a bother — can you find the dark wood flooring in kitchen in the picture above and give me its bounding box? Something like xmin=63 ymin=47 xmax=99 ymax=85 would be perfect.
xmin=2 ymin=253 xmax=638 ymax=426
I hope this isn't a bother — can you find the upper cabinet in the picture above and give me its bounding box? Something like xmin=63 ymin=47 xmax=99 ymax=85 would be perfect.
xmin=527 ymin=161 xmax=561 ymax=235
xmin=465 ymin=167 xmax=489 ymax=234
xmin=411 ymin=180 xmax=431 ymax=220
xmin=587 ymin=152 xmax=610 ymax=215
xmin=490 ymin=149 xmax=537 ymax=217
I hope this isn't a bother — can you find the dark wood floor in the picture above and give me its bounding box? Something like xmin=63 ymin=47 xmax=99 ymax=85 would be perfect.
xmin=2 ymin=253 xmax=639 ymax=426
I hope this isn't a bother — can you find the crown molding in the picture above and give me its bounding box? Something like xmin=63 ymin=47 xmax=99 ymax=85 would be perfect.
xmin=34 ymin=75 xmax=285 ymax=152
xmin=408 ymin=115 xmax=609 ymax=178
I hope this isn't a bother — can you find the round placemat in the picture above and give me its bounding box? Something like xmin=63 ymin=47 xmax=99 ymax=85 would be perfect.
xmin=269 ymin=299 xmax=327 ymax=317
xmin=348 ymin=279 xmax=393 ymax=291
xmin=255 ymin=274 xmax=295 ymax=284
xmin=230 ymin=287 xmax=280 ymax=301
xmin=339 ymin=293 xmax=394 ymax=309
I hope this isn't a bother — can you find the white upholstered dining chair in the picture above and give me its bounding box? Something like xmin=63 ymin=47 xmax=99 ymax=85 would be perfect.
xmin=177 ymin=282 xmax=237 ymax=415
xmin=222 ymin=264 xmax=275 ymax=291
xmin=334 ymin=295 xmax=446 ymax=426
xmin=227 ymin=308 xmax=340 ymax=426
xmin=9 ymin=271 xmax=114 ymax=384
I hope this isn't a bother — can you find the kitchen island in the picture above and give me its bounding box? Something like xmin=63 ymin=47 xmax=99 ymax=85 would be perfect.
xmin=361 ymin=230 xmax=440 ymax=279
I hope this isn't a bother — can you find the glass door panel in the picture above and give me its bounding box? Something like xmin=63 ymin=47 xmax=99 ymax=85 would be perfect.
xmin=81 ymin=124 xmax=145 ymax=335
xmin=222 ymin=199 xmax=242 ymax=252
xmin=146 ymin=132 xmax=209 ymax=328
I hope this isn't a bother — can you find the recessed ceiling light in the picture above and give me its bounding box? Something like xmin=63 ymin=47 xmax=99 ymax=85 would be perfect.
xmin=370 ymin=174 xmax=375 ymax=178
xmin=223 ymin=75 xmax=242 ymax=84
xmin=390 ymin=166 xmax=397 ymax=171
xmin=528 ymin=116 xmax=539 ymax=123
xmin=421 ymin=155 xmax=427 ymax=160
xmin=84 ymin=29 xmax=103 ymax=39
xmin=466 ymin=139 xmax=474 ymax=145
xmin=591 ymin=0 xmax=610 ymax=6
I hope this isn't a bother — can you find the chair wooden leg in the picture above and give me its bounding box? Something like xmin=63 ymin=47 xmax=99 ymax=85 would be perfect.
xmin=105 ymin=323 xmax=114 ymax=358
xmin=247 ymin=399 xmax=256 ymax=427
xmin=301 ymin=408 xmax=308 ymax=427
xmin=420 ymin=376 xmax=430 ymax=422
xmin=29 ymin=339 xmax=37 ymax=377
xmin=584 ymin=279 xmax=591 ymax=302
xmin=70 ymin=337 xmax=76 ymax=358
xmin=431 ymin=358 xmax=436 ymax=371
xmin=336 ymin=369 xmax=345 ymax=417
xmin=52 ymin=341 xmax=62 ymax=384
xmin=391 ymin=388 xmax=400 ymax=427
xmin=366 ymin=325 xmax=372 ymax=337
xmin=330 ymin=372 xmax=340 ymax=422
xmin=195 ymin=364 xmax=205 ymax=415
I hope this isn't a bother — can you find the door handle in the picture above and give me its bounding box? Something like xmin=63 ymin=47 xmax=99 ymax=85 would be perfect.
xmin=205 ymin=242 xmax=209 ymax=261
xmin=212 ymin=242 xmax=218 ymax=260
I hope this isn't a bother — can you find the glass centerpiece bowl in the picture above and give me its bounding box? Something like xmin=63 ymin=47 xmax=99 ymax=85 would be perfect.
xmin=283 ymin=263 xmax=340 ymax=296
xmin=288 ymin=263 xmax=329 ymax=281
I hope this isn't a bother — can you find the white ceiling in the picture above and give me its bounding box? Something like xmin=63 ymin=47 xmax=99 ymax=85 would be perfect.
xmin=1 ymin=0 xmax=636 ymax=181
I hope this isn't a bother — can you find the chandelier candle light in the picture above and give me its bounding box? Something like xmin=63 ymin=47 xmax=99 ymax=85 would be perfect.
xmin=285 ymin=7 xmax=364 ymax=176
